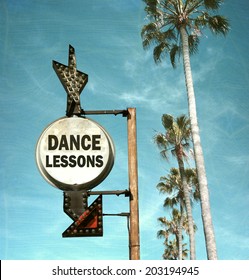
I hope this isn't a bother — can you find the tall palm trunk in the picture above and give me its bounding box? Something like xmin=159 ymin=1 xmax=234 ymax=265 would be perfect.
xmin=180 ymin=26 xmax=217 ymax=260
xmin=176 ymin=151 xmax=196 ymax=260
xmin=178 ymin=203 xmax=184 ymax=260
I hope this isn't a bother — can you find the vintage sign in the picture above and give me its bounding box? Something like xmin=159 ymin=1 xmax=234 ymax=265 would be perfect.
xmin=36 ymin=116 xmax=115 ymax=191
xmin=63 ymin=194 xmax=103 ymax=237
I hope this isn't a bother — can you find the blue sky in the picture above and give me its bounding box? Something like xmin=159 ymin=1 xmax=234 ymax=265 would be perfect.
xmin=0 ymin=0 xmax=248 ymax=260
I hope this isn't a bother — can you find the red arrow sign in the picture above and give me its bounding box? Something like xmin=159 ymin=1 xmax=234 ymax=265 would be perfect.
xmin=63 ymin=195 xmax=103 ymax=237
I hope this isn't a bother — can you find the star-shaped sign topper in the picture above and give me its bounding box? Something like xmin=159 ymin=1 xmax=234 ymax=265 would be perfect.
xmin=53 ymin=45 xmax=88 ymax=116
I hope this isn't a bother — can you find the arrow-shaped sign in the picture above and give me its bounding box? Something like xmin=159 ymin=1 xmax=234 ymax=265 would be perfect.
xmin=53 ymin=45 xmax=88 ymax=116
xmin=63 ymin=194 xmax=103 ymax=237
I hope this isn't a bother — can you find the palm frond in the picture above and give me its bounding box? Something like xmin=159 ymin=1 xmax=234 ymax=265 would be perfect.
xmin=208 ymin=15 xmax=230 ymax=35
xmin=176 ymin=114 xmax=190 ymax=130
xmin=164 ymin=196 xmax=179 ymax=208
xmin=154 ymin=133 xmax=167 ymax=148
xmin=153 ymin=41 xmax=169 ymax=63
xmin=157 ymin=229 xmax=168 ymax=239
xmin=144 ymin=0 xmax=163 ymax=18
xmin=141 ymin=23 xmax=160 ymax=49
xmin=204 ymin=0 xmax=223 ymax=10
xmin=170 ymin=43 xmax=181 ymax=68
xmin=165 ymin=0 xmax=180 ymax=16
xmin=160 ymin=149 xmax=170 ymax=160
xmin=194 ymin=12 xmax=209 ymax=28
xmin=188 ymin=34 xmax=199 ymax=55
xmin=162 ymin=114 xmax=174 ymax=130
xmin=156 ymin=181 xmax=173 ymax=194
xmin=162 ymin=28 xmax=178 ymax=41
xmin=170 ymin=167 xmax=180 ymax=177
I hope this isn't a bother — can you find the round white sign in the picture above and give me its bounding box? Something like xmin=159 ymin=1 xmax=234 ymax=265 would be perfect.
xmin=36 ymin=116 xmax=115 ymax=191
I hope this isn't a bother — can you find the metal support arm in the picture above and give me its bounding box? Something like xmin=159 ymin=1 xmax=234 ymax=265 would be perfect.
xmin=87 ymin=189 xmax=130 ymax=197
xmin=81 ymin=109 xmax=128 ymax=117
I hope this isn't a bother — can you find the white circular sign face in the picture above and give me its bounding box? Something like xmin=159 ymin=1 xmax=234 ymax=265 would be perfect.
xmin=36 ymin=117 xmax=115 ymax=191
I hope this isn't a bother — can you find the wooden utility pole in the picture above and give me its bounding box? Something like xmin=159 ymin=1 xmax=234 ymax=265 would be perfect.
xmin=127 ymin=108 xmax=140 ymax=260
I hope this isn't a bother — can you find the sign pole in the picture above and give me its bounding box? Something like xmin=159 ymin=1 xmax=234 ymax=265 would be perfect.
xmin=127 ymin=108 xmax=140 ymax=260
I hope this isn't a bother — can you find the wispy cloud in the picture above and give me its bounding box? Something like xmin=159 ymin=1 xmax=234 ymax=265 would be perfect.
xmin=216 ymin=225 xmax=249 ymax=259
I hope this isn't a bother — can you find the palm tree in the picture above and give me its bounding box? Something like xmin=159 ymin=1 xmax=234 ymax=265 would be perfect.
xmin=141 ymin=0 xmax=229 ymax=260
xmin=154 ymin=114 xmax=196 ymax=259
xmin=157 ymin=209 xmax=189 ymax=259
xmin=157 ymin=168 xmax=186 ymax=260
xmin=157 ymin=167 xmax=200 ymax=259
